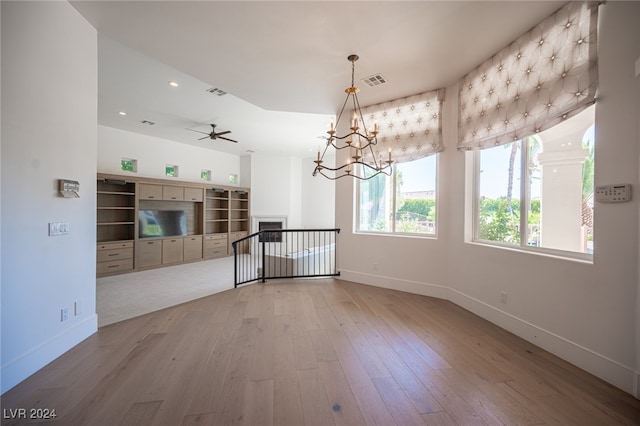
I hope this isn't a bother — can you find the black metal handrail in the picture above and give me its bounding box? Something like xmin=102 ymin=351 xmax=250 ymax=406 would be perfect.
xmin=232 ymin=228 xmax=340 ymax=287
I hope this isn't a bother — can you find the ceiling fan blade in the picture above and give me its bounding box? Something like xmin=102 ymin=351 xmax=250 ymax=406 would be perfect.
xmin=186 ymin=128 xmax=210 ymax=135
xmin=218 ymin=136 xmax=238 ymax=143
xmin=198 ymin=136 xmax=211 ymax=140
xmin=215 ymin=130 xmax=231 ymax=136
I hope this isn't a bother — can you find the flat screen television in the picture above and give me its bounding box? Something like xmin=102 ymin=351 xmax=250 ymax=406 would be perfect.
xmin=138 ymin=210 xmax=187 ymax=238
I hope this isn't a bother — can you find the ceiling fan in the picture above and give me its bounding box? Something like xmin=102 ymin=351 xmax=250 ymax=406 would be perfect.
xmin=187 ymin=124 xmax=238 ymax=143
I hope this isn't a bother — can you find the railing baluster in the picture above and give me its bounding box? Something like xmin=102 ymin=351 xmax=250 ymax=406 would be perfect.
xmin=233 ymin=228 xmax=341 ymax=287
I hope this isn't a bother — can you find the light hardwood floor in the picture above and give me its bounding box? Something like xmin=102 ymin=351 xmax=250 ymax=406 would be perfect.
xmin=2 ymin=278 xmax=639 ymax=425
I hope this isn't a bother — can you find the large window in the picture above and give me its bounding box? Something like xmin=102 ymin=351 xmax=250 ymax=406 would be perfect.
xmin=474 ymin=106 xmax=595 ymax=256
xmin=357 ymin=155 xmax=437 ymax=236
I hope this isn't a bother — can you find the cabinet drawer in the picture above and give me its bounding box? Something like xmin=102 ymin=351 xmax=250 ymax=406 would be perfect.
xmin=163 ymin=186 xmax=184 ymax=201
xmin=205 ymin=248 xmax=227 ymax=259
xmin=97 ymin=258 xmax=133 ymax=275
xmin=139 ymin=183 xmax=163 ymax=200
xmin=163 ymin=238 xmax=184 ymax=264
xmin=184 ymin=187 xmax=204 ymax=202
xmin=97 ymin=241 xmax=133 ymax=250
xmin=205 ymin=233 xmax=228 ymax=241
xmin=137 ymin=240 xmax=162 ymax=268
xmin=205 ymin=238 xmax=227 ymax=249
xmin=97 ymin=247 xmax=133 ymax=262
xmin=184 ymin=236 xmax=203 ymax=260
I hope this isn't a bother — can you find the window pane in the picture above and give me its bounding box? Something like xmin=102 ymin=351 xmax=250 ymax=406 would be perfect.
xmin=358 ymin=172 xmax=392 ymax=232
xmin=527 ymin=108 xmax=595 ymax=253
xmin=477 ymin=141 xmax=521 ymax=245
xmin=121 ymin=158 xmax=136 ymax=172
xmin=395 ymin=156 xmax=437 ymax=234
xmin=165 ymin=165 xmax=178 ymax=177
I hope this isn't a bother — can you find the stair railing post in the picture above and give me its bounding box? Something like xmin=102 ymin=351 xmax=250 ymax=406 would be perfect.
xmin=261 ymin=232 xmax=266 ymax=283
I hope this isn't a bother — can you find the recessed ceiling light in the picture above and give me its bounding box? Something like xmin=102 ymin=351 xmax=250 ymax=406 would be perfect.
xmin=118 ymin=111 xmax=127 ymax=116
xmin=168 ymin=81 xmax=179 ymax=87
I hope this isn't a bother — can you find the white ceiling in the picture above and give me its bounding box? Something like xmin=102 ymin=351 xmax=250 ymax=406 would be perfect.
xmin=70 ymin=1 xmax=565 ymax=158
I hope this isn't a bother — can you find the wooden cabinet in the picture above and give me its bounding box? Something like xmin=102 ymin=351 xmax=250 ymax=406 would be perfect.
xmin=138 ymin=183 xmax=163 ymax=200
xmin=137 ymin=239 xmax=162 ymax=268
xmin=205 ymin=234 xmax=228 ymax=259
xmin=184 ymin=187 xmax=204 ymax=202
xmin=162 ymin=238 xmax=184 ymax=264
xmin=97 ymin=173 xmax=250 ymax=275
xmin=184 ymin=235 xmax=203 ymax=261
xmin=139 ymin=184 xmax=188 ymax=201
xmin=97 ymin=241 xmax=134 ymax=275
xmin=162 ymin=186 xmax=184 ymax=201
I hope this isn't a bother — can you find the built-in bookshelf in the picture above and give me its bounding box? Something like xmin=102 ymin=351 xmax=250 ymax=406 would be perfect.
xmin=205 ymin=188 xmax=229 ymax=235
xmin=229 ymin=190 xmax=250 ymax=233
xmin=96 ymin=179 xmax=136 ymax=243
xmin=96 ymin=173 xmax=250 ymax=276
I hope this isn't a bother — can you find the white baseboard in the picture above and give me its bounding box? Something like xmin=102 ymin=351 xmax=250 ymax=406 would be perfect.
xmin=448 ymin=289 xmax=638 ymax=397
xmin=339 ymin=270 xmax=449 ymax=300
xmin=1 ymin=314 xmax=98 ymax=394
xmin=338 ymin=271 xmax=638 ymax=398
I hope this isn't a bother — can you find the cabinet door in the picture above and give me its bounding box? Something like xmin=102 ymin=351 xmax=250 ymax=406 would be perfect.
xmin=137 ymin=240 xmax=162 ymax=267
xmin=163 ymin=186 xmax=184 ymax=201
xmin=184 ymin=187 xmax=204 ymax=202
xmin=184 ymin=235 xmax=203 ymax=260
xmin=139 ymin=184 xmax=163 ymax=200
xmin=163 ymin=238 xmax=184 ymax=264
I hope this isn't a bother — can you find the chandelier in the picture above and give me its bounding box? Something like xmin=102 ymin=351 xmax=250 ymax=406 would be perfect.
xmin=313 ymin=54 xmax=393 ymax=180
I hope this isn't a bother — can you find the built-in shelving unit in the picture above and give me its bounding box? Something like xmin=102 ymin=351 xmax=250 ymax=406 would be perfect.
xmin=96 ymin=179 xmax=136 ymax=275
xmin=96 ymin=180 xmax=136 ymax=243
xmin=96 ymin=173 xmax=250 ymax=276
xmin=205 ymin=188 xmax=229 ymax=235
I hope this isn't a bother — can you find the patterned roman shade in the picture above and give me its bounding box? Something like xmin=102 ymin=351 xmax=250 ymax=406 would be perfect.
xmin=457 ymin=1 xmax=599 ymax=150
xmin=360 ymin=89 xmax=445 ymax=164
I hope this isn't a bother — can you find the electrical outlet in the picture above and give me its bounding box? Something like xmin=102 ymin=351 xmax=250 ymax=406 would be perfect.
xmin=61 ymin=308 xmax=69 ymax=322
xmin=500 ymin=292 xmax=508 ymax=304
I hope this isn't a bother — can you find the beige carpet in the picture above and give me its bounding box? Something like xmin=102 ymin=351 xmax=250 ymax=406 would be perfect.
xmin=97 ymin=256 xmax=237 ymax=327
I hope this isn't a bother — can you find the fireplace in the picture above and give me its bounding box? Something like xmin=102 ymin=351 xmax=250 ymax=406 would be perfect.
xmin=258 ymin=221 xmax=284 ymax=242
xmin=252 ymin=216 xmax=287 ymax=243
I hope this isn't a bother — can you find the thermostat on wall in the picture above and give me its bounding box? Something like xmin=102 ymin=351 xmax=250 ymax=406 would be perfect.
xmin=59 ymin=179 xmax=80 ymax=198
xmin=595 ymin=184 xmax=631 ymax=203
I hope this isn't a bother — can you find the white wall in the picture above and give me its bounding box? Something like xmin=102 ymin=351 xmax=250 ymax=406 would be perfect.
xmin=336 ymin=2 xmax=640 ymax=397
xmin=249 ymin=154 xmax=335 ymax=231
xmin=98 ymin=126 xmax=242 ymax=186
xmin=302 ymin=154 xmax=336 ymax=229
xmin=1 ymin=1 xmax=98 ymax=393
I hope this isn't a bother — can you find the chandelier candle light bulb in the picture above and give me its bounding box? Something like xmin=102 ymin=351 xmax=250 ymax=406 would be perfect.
xmin=312 ymin=54 xmax=394 ymax=180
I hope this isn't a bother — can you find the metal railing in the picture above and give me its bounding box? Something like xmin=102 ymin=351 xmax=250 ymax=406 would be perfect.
xmin=232 ymin=228 xmax=340 ymax=287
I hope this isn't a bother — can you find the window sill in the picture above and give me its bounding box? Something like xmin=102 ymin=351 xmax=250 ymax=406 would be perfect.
xmin=467 ymin=240 xmax=593 ymax=264
xmin=355 ymin=230 xmax=438 ymax=240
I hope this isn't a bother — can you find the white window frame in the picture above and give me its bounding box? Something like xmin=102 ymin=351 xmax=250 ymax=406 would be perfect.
xmin=470 ymin=141 xmax=593 ymax=263
xmin=355 ymin=155 xmax=439 ymax=238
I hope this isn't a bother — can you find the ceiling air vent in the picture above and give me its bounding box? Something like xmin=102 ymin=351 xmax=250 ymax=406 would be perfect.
xmin=362 ymin=74 xmax=387 ymax=87
xmin=207 ymin=87 xmax=227 ymax=96
xmin=140 ymin=120 xmax=155 ymax=126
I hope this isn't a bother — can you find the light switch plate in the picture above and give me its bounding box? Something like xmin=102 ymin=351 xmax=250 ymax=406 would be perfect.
xmin=595 ymin=184 xmax=631 ymax=203
xmin=49 ymin=221 xmax=70 ymax=236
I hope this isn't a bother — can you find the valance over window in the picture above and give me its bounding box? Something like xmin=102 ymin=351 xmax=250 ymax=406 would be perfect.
xmin=457 ymin=1 xmax=598 ymax=150
xmin=360 ymin=89 xmax=445 ymax=164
